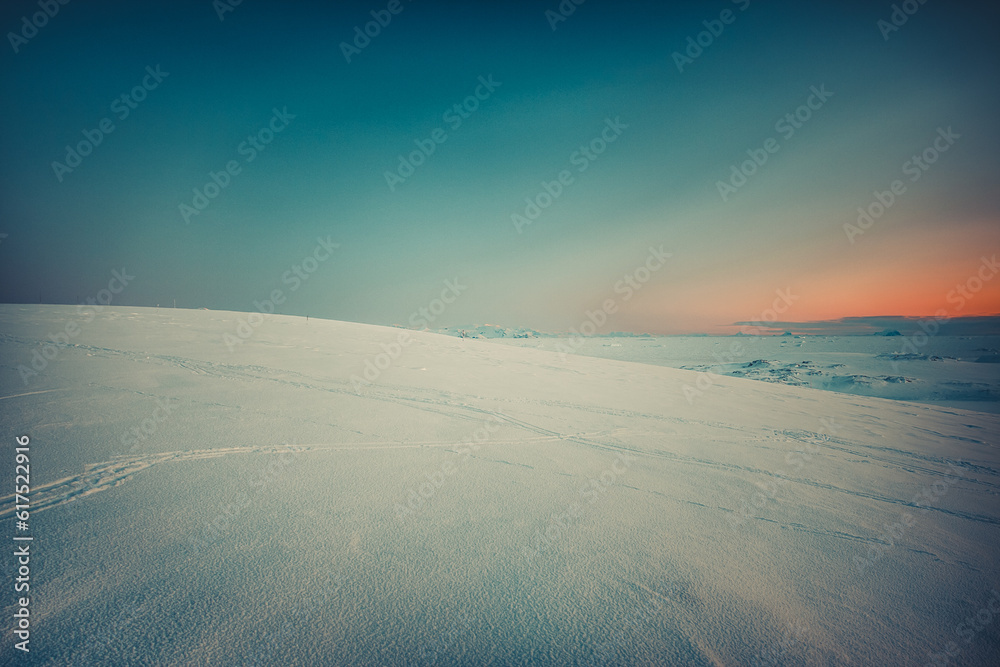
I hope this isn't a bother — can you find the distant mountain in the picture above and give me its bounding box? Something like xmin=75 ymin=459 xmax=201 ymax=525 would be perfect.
xmin=433 ymin=324 xmax=542 ymax=339
xmin=430 ymin=325 xmax=656 ymax=339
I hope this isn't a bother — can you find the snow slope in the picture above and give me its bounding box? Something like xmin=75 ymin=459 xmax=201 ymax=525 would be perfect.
xmin=0 ymin=305 xmax=998 ymax=665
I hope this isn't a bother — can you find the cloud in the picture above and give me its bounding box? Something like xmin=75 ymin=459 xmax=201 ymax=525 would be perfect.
xmin=729 ymin=315 xmax=1000 ymax=336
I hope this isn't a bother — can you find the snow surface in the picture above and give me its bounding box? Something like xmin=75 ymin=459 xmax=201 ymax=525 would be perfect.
xmin=1 ymin=305 xmax=998 ymax=665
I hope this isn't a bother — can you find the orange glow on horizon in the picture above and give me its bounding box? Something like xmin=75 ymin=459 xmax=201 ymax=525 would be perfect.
xmin=621 ymin=225 xmax=1000 ymax=333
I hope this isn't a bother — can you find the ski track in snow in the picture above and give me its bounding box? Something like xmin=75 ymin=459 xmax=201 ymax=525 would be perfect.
xmin=4 ymin=388 xmax=996 ymax=544
xmin=3 ymin=328 xmax=998 ymax=544
xmin=3 ymin=335 xmax=998 ymax=539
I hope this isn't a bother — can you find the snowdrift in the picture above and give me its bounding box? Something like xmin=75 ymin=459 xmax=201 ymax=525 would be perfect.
xmin=0 ymin=305 xmax=997 ymax=665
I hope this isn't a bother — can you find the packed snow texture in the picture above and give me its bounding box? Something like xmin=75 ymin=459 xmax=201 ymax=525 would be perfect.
xmin=0 ymin=305 xmax=998 ymax=666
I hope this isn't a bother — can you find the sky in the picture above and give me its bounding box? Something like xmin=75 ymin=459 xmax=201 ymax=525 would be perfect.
xmin=1 ymin=0 xmax=998 ymax=334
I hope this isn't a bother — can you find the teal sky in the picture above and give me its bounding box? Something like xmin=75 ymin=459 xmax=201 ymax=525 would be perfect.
xmin=1 ymin=0 xmax=998 ymax=333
